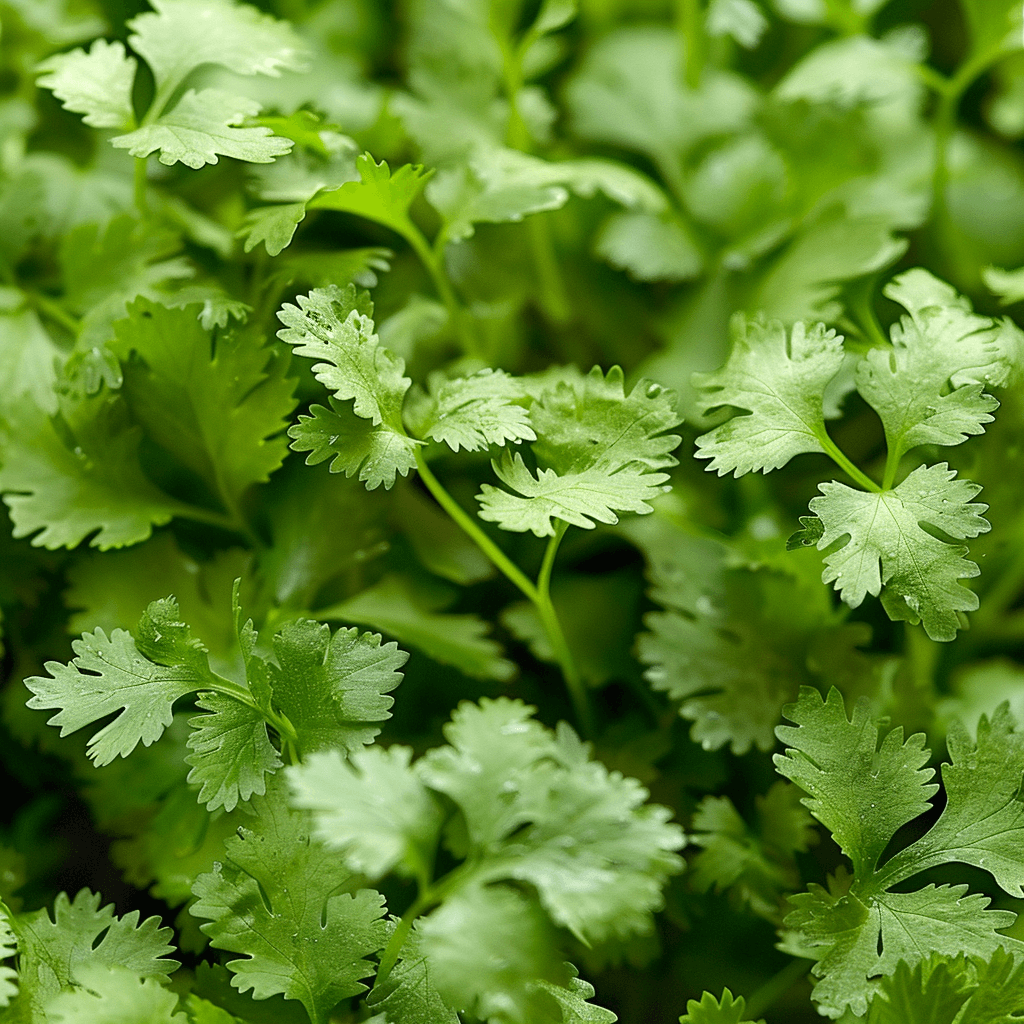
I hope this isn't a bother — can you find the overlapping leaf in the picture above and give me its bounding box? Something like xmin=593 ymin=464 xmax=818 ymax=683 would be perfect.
xmin=802 ymin=464 xmax=990 ymax=641
xmin=477 ymin=367 xmax=680 ymax=536
xmin=693 ymin=315 xmax=845 ymax=476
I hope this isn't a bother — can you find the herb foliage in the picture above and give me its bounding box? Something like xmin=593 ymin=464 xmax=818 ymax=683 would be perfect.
xmin=2 ymin=0 xmax=1024 ymax=1021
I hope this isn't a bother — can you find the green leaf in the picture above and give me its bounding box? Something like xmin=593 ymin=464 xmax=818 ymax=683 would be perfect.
xmin=318 ymin=573 xmax=515 ymax=681
xmin=594 ymin=211 xmax=703 ymax=283
xmin=855 ymin=270 xmax=1021 ymax=463
xmin=266 ymin=619 xmax=406 ymax=757
xmin=0 ymin=293 xmax=62 ymax=415
xmin=0 ymin=394 xmax=179 ymax=550
xmin=185 ymin=693 xmax=282 ymax=812
xmin=111 ymin=298 xmax=296 ymax=509
xmin=706 ymin=0 xmax=768 ymax=48
xmin=689 ymin=783 xmax=816 ymax=921
xmin=24 ymin=608 xmax=209 ymax=765
xmin=36 ymin=39 xmax=137 ymax=130
xmin=190 ymin=789 xmax=388 ymax=1024
xmin=693 ymin=315 xmax=844 ymax=476
xmin=679 ymin=989 xmax=764 ymax=1023
xmin=805 ymin=463 xmax=990 ymax=641
xmin=477 ymin=366 xmax=680 ymax=536
xmin=126 ymin=0 xmax=306 ymax=90
xmin=289 ymin=399 xmax=419 ymax=491
xmin=10 ymin=889 xmax=177 ymax=1021
xmin=288 ymin=745 xmax=441 ymax=882
xmin=957 ymin=0 xmax=1024 ymax=58
xmin=276 ymin=285 xmax=409 ymax=429
xmin=865 ymin=957 xmax=974 ymax=1024
xmin=239 ymin=203 xmax=307 ymax=256
xmin=46 ymin=965 xmax=187 ymax=1024
xmin=0 ymin=902 xmax=18 ymax=1008
xmin=774 ymin=688 xmax=937 ymax=879
xmin=532 ymin=966 xmax=618 ymax=1024
xmin=309 ymin=154 xmax=432 ymax=238
xmin=565 ymin=27 xmax=756 ymax=165
xmin=409 ymin=369 xmax=535 ymax=453
xmin=112 ymin=90 xmax=293 ymax=169
xmin=365 ymin=925 xmax=460 ymax=1024
xmin=417 ymin=884 xmax=567 ymax=1024
xmin=879 ymin=703 xmax=1024 ymax=899
xmin=638 ymin=529 xmax=873 ymax=753
xmin=775 ymin=689 xmax=1024 ymax=1017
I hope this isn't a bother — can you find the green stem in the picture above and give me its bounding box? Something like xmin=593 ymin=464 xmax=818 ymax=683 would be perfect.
xmin=134 ymin=157 xmax=148 ymax=215
xmin=401 ymin=222 xmax=480 ymax=358
xmin=881 ymin=445 xmax=901 ymax=491
xmin=28 ymin=293 xmax=81 ymax=336
xmin=414 ymin=449 xmax=538 ymax=603
xmin=743 ymin=958 xmax=811 ymax=1020
xmin=535 ymin=522 xmax=593 ymax=737
xmin=675 ymin=0 xmax=704 ymax=89
xmin=817 ymin=431 xmax=882 ymax=493
xmin=847 ymin=278 xmax=888 ymax=349
xmin=166 ymin=499 xmax=259 ymax=542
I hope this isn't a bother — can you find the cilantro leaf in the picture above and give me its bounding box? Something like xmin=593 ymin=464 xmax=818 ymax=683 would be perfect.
xmin=532 ymin=966 xmax=618 ymax=1024
xmin=0 ymin=294 xmax=62 ymax=415
xmin=239 ymin=202 xmax=307 ymax=256
xmin=804 ymin=463 xmax=990 ymax=641
xmin=185 ymin=693 xmax=282 ymax=813
xmin=408 ymin=369 xmax=535 ymax=453
xmin=277 ymin=285 xmax=411 ymax=429
xmin=112 ymin=90 xmax=293 ymax=169
xmin=365 ymin=925 xmax=460 ymax=1024
xmin=0 ymin=395 xmax=179 ymax=550
xmin=864 ymin=957 xmax=975 ymax=1024
xmin=318 ymin=573 xmax=516 ymax=681
xmin=774 ymin=687 xmax=937 ymax=878
xmin=126 ymin=0 xmax=306 ymax=88
xmin=289 ymin=399 xmax=418 ymax=492
xmin=190 ymin=789 xmax=388 ymax=1024
xmin=416 ymin=884 xmax=567 ymax=1024
xmin=477 ymin=367 xmax=680 ymax=536
xmin=24 ymin=606 xmax=209 ymax=765
xmin=594 ymin=210 xmax=703 ymax=283
xmin=289 ymin=745 xmax=441 ymax=882
xmin=855 ymin=270 xmax=1022 ymax=463
xmin=36 ymin=39 xmax=137 ymax=130
xmin=46 ymin=964 xmax=187 ymax=1024
xmin=0 ymin=902 xmax=17 ymax=1008
xmin=689 ymin=783 xmax=816 ymax=922
xmin=678 ymin=989 xmax=764 ymax=1023
xmin=775 ymin=688 xmax=1024 ymax=1017
xmin=692 ymin=316 xmax=845 ymax=476
xmin=308 ymin=154 xmax=432 ymax=238
xmin=10 ymin=889 xmax=177 ymax=1021
xmin=111 ymin=298 xmax=296 ymax=510
xmin=266 ymin=619 xmax=405 ymax=757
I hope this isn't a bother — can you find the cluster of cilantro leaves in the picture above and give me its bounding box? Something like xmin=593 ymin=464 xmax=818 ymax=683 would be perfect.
xmin=3 ymin=0 xmax=1024 ymax=1021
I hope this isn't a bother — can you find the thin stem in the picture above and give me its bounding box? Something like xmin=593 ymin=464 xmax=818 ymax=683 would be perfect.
xmin=743 ymin=958 xmax=811 ymax=1020
xmin=847 ymin=278 xmax=888 ymax=349
xmin=881 ymin=445 xmax=901 ymax=492
xmin=817 ymin=431 xmax=882 ymax=493
xmin=28 ymin=292 xmax=81 ymax=336
xmin=134 ymin=157 xmax=148 ymax=214
xmin=414 ymin=449 xmax=538 ymax=603
xmin=675 ymin=0 xmax=704 ymax=89
xmin=166 ymin=499 xmax=259 ymax=541
xmin=535 ymin=523 xmax=593 ymax=737
xmin=402 ymin=222 xmax=480 ymax=358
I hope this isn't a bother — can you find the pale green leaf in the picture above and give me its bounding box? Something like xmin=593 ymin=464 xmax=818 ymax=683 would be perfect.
xmin=239 ymin=203 xmax=307 ymax=256
xmin=112 ymin=90 xmax=293 ymax=169
xmin=127 ymin=0 xmax=306 ymax=90
xmin=805 ymin=463 xmax=990 ymax=641
xmin=693 ymin=316 xmax=844 ymax=476
xmin=594 ymin=211 xmax=703 ymax=283
xmin=410 ymin=369 xmax=535 ymax=453
xmin=0 ymin=902 xmax=17 ymax=1009
xmin=706 ymin=0 xmax=768 ymax=48
xmin=46 ymin=965 xmax=187 ymax=1024
xmin=0 ymin=293 xmax=62 ymax=415
xmin=679 ymin=989 xmax=764 ymax=1023
xmin=36 ymin=39 xmax=137 ymax=130
xmin=288 ymin=745 xmax=441 ymax=881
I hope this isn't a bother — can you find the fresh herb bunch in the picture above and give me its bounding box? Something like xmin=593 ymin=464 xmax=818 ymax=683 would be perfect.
xmin=2 ymin=0 xmax=1024 ymax=1021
